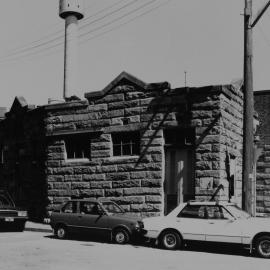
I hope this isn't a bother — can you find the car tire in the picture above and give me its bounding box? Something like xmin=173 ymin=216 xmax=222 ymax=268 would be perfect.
xmin=160 ymin=230 xmax=182 ymax=250
xmin=113 ymin=228 xmax=130 ymax=244
xmin=55 ymin=225 xmax=68 ymax=240
xmin=15 ymin=222 xmax=25 ymax=232
xmin=255 ymin=236 xmax=270 ymax=258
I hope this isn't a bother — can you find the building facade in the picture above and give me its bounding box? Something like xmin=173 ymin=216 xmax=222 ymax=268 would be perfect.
xmin=0 ymin=72 xmax=243 ymax=220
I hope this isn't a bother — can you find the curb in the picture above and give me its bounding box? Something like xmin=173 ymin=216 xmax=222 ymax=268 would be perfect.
xmin=25 ymin=222 xmax=53 ymax=233
xmin=25 ymin=227 xmax=53 ymax=233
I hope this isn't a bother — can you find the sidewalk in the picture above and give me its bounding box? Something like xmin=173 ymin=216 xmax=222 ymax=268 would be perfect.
xmin=25 ymin=221 xmax=53 ymax=233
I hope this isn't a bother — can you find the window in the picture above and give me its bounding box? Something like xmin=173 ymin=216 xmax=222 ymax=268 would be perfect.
xmin=112 ymin=132 xmax=140 ymax=156
xmin=79 ymin=202 xmax=101 ymax=215
xmin=62 ymin=201 xmax=77 ymax=214
xmin=101 ymin=201 xmax=124 ymax=214
xmin=205 ymin=206 xmax=225 ymax=219
xmin=178 ymin=205 xmax=206 ymax=219
xmin=64 ymin=134 xmax=90 ymax=159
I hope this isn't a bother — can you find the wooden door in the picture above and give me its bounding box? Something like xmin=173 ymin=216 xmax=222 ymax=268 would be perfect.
xmin=164 ymin=148 xmax=193 ymax=214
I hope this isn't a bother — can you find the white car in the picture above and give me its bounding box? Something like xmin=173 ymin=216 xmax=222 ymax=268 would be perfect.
xmin=143 ymin=201 xmax=270 ymax=258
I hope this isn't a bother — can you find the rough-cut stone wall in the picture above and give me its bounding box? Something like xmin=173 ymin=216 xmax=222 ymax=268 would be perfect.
xmin=255 ymin=91 xmax=270 ymax=215
xmin=44 ymin=80 xmax=243 ymax=217
xmin=45 ymin=85 xmax=183 ymax=217
xmin=0 ymin=76 xmax=244 ymax=220
xmin=219 ymin=86 xmax=243 ymax=205
xmin=190 ymin=85 xmax=243 ymax=204
xmin=256 ymin=145 xmax=270 ymax=215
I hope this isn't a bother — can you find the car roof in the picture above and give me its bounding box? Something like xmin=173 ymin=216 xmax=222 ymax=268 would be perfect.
xmin=187 ymin=200 xmax=236 ymax=206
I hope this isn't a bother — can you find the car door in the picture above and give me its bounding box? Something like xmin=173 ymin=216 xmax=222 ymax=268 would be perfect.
xmin=58 ymin=201 xmax=79 ymax=233
xmin=176 ymin=205 xmax=208 ymax=241
xmin=204 ymin=205 xmax=242 ymax=243
xmin=76 ymin=201 xmax=110 ymax=236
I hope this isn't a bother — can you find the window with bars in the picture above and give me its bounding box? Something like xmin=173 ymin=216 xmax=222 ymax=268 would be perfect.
xmin=64 ymin=134 xmax=90 ymax=159
xmin=112 ymin=132 xmax=140 ymax=156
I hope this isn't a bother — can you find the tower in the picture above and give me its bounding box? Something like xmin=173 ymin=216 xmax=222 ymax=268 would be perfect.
xmin=59 ymin=0 xmax=84 ymax=100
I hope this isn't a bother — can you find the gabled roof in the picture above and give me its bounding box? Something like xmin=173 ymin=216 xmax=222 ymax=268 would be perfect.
xmin=9 ymin=96 xmax=28 ymax=114
xmin=7 ymin=96 xmax=35 ymax=117
xmin=84 ymin=71 xmax=170 ymax=99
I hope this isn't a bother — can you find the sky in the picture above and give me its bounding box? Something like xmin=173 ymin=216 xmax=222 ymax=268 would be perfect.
xmin=0 ymin=0 xmax=270 ymax=109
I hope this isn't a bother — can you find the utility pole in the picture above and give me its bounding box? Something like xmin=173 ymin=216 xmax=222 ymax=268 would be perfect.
xmin=243 ymin=0 xmax=270 ymax=215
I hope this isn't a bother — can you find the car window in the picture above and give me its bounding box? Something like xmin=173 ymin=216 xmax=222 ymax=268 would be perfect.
xmin=220 ymin=206 xmax=234 ymax=219
xmin=101 ymin=201 xmax=124 ymax=214
xmin=62 ymin=201 xmax=77 ymax=214
xmin=225 ymin=205 xmax=250 ymax=219
xmin=80 ymin=202 xmax=101 ymax=215
xmin=0 ymin=194 xmax=13 ymax=207
xmin=205 ymin=206 xmax=233 ymax=220
xmin=205 ymin=206 xmax=224 ymax=219
xmin=177 ymin=205 xmax=206 ymax=218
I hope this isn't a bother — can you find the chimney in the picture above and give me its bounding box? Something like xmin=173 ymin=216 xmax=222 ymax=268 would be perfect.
xmin=59 ymin=0 xmax=84 ymax=101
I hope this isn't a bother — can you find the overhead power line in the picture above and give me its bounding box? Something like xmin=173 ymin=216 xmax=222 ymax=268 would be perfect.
xmin=0 ymin=0 xmax=172 ymax=64
xmin=0 ymin=0 xmax=131 ymax=59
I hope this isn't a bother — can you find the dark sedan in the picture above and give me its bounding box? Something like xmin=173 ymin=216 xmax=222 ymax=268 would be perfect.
xmin=50 ymin=198 xmax=146 ymax=244
xmin=0 ymin=190 xmax=28 ymax=231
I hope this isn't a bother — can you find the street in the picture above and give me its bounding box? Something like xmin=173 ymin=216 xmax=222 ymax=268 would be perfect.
xmin=0 ymin=231 xmax=269 ymax=270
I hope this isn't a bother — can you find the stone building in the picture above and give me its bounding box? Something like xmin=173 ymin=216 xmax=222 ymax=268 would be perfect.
xmin=254 ymin=90 xmax=270 ymax=215
xmin=0 ymin=72 xmax=243 ymax=220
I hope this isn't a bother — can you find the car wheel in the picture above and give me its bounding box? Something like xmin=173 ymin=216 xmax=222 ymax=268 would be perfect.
xmin=160 ymin=230 xmax=182 ymax=250
xmin=15 ymin=223 xmax=25 ymax=232
xmin=55 ymin=225 xmax=67 ymax=239
xmin=256 ymin=236 xmax=270 ymax=258
xmin=113 ymin=228 xmax=130 ymax=244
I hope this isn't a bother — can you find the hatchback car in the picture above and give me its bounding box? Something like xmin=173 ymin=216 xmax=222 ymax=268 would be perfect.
xmin=143 ymin=201 xmax=270 ymax=258
xmin=49 ymin=198 xmax=145 ymax=244
xmin=0 ymin=190 xmax=28 ymax=231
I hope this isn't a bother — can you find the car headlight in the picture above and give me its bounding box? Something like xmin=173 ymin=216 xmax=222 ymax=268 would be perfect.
xmin=18 ymin=211 xmax=27 ymax=217
xmin=135 ymin=221 xmax=144 ymax=230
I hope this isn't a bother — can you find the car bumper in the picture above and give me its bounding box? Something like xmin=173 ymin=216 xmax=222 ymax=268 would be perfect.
xmin=144 ymin=229 xmax=160 ymax=239
xmin=0 ymin=217 xmax=27 ymax=229
xmin=0 ymin=217 xmax=27 ymax=223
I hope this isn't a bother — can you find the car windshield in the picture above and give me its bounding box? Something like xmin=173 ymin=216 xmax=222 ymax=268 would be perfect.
xmin=0 ymin=194 xmax=14 ymax=208
xmin=101 ymin=202 xmax=124 ymax=214
xmin=225 ymin=205 xmax=250 ymax=219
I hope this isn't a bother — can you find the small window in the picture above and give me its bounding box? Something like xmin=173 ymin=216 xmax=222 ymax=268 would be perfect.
xmin=178 ymin=205 xmax=205 ymax=219
xmin=65 ymin=134 xmax=90 ymax=159
xmin=112 ymin=132 xmax=140 ymax=156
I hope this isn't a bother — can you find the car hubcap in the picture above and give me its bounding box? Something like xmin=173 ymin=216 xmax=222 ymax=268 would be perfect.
xmin=58 ymin=228 xmax=65 ymax=238
xmin=164 ymin=234 xmax=176 ymax=248
xmin=259 ymin=240 xmax=270 ymax=256
xmin=115 ymin=232 xmax=125 ymax=243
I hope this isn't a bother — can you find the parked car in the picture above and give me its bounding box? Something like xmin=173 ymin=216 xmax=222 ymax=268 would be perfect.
xmin=0 ymin=190 xmax=28 ymax=231
xmin=49 ymin=198 xmax=146 ymax=244
xmin=143 ymin=201 xmax=270 ymax=258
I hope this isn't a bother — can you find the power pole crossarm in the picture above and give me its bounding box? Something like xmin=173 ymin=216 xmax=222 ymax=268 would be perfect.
xmin=251 ymin=0 xmax=270 ymax=28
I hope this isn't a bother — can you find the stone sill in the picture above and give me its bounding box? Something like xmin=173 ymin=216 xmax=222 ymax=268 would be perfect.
xmin=109 ymin=155 xmax=139 ymax=161
xmin=65 ymin=158 xmax=90 ymax=164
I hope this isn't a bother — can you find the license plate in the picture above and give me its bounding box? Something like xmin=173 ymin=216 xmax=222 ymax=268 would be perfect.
xmin=5 ymin=217 xmax=14 ymax=222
